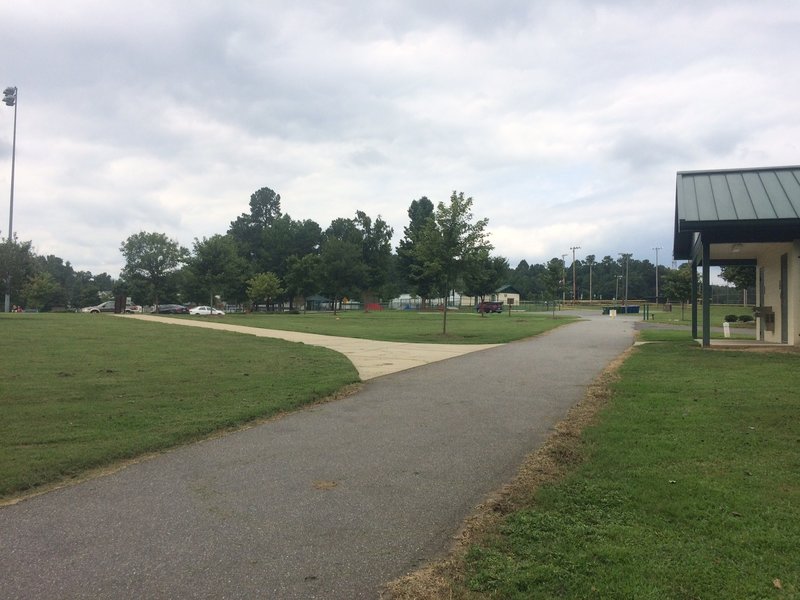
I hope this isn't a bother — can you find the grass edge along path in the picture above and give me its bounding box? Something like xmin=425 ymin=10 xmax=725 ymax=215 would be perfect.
xmin=382 ymin=348 xmax=631 ymax=599
xmin=0 ymin=314 xmax=359 ymax=503
xmin=384 ymin=335 xmax=799 ymax=599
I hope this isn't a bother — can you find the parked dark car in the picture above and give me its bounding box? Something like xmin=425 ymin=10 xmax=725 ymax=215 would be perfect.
xmin=153 ymin=304 xmax=189 ymax=314
xmin=476 ymin=301 xmax=504 ymax=314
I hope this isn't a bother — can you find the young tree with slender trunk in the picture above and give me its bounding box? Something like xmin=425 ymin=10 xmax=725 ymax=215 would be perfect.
xmin=414 ymin=191 xmax=491 ymax=334
xmin=246 ymin=272 xmax=284 ymax=311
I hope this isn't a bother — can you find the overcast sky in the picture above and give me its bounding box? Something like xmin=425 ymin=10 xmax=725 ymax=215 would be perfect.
xmin=2 ymin=1 xmax=799 ymax=277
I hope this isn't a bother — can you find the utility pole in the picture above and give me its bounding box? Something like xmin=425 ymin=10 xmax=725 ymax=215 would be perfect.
xmin=585 ymin=255 xmax=595 ymax=303
xmin=653 ymin=246 xmax=662 ymax=305
xmin=570 ymin=245 xmax=581 ymax=304
xmin=619 ymin=253 xmax=631 ymax=308
xmin=561 ymin=254 xmax=567 ymax=306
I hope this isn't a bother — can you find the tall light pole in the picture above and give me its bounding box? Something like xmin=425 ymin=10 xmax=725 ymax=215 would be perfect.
xmin=615 ymin=274 xmax=623 ymax=301
xmin=653 ymin=246 xmax=662 ymax=304
xmin=570 ymin=245 xmax=581 ymax=304
xmin=3 ymin=86 xmax=17 ymax=313
xmin=561 ymin=253 xmax=567 ymax=305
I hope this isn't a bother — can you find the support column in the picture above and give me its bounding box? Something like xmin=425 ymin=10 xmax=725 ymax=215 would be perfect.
xmin=691 ymin=259 xmax=698 ymax=340
xmin=702 ymin=241 xmax=711 ymax=348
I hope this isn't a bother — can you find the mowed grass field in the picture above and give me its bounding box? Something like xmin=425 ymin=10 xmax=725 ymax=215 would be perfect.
xmin=1 ymin=310 xmax=572 ymax=500
xmin=414 ymin=328 xmax=800 ymax=599
xmin=649 ymin=303 xmax=756 ymax=329
xmin=0 ymin=313 xmax=359 ymax=500
xmin=185 ymin=309 xmax=577 ymax=344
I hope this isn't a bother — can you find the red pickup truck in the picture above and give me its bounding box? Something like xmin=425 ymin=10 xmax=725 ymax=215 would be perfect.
xmin=476 ymin=301 xmax=504 ymax=314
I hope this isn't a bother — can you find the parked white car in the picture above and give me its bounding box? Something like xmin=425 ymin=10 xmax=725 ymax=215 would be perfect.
xmin=81 ymin=300 xmax=140 ymax=314
xmin=189 ymin=305 xmax=225 ymax=316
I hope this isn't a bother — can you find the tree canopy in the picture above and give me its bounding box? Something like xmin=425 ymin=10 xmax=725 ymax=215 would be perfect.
xmin=397 ymin=196 xmax=438 ymax=302
xmin=247 ymin=272 xmax=284 ymax=310
xmin=720 ymin=265 xmax=756 ymax=290
xmin=413 ymin=191 xmax=492 ymax=333
xmin=5 ymin=184 xmax=755 ymax=315
xmin=120 ymin=231 xmax=188 ymax=307
xmin=184 ymin=234 xmax=248 ymax=305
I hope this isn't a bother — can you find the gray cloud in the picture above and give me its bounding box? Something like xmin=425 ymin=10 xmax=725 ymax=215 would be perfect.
xmin=1 ymin=1 xmax=799 ymax=275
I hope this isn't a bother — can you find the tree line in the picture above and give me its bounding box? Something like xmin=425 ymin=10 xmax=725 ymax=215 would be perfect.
xmin=2 ymin=186 xmax=755 ymax=313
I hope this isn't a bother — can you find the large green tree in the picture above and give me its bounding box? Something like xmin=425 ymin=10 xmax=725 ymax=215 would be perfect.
xmin=354 ymin=210 xmax=393 ymax=303
xmin=0 ymin=237 xmax=37 ymax=310
xmin=120 ymin=232 xmax=188 ymax=308
xmin=414 ymin=191 xmax=491 ymax=334
xmin=543 ymin=257 xmax=565 ymax=317
xmin=34 ymin=255 xmax=72 ymax=307
xmin=185 ymin=234 xmax=249 ymax=305
xmin=397 ymin=196 xmax=437 ymax=303
xmin=284 ymin=254 xmax=321 ymax=310
xmin=228 ymin=187 xmax=323 ymax=284
xmin=21 ymin=273 xmax=61 ymax=311
xmin=228 ymin=187 xmax=283 ymax=264
xmin=316 ymin=211 xmax=392 ymax=308
xmin=720 ymin=265 xmax=756 ymax=291
xmin=257 ymin=215 xmax=322 ymax=279
xmin=72 ymin=271 xmax=109 ymax=308
xmin=462 ymin=250 xmax=509 ymax=307
xmin=317 ymin=238 xmax=365 ymax=314
xmin=661 ymin=262 xmax=694 ymax=304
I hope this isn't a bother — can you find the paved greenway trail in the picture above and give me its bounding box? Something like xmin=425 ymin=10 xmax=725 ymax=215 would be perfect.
xmin=1 ymin=314 xmax=636 ymax=599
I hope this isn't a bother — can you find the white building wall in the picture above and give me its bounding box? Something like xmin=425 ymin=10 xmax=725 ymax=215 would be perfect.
xmin=491 ymin=292 xmax=521 ymax=305
xmin=792 ymin=240 xmax=800 ymax=345
xmin=754 ymin=242 xmax=797 ymax=344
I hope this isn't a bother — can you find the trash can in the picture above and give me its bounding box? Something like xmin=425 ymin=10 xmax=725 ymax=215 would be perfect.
xmin=723 ymin=322 xmax=731 ymax=338
xmin=610 ymin=309 xmax=617 ymax=319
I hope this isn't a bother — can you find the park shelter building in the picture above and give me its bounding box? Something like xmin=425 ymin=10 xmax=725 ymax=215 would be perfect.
xmin=673 ymin=165 xmax=800 ymax=347
xmin=459 ymin=285 xmax=521 ymax=308
xmin=491 ymin=285 xmax=522 ymax=306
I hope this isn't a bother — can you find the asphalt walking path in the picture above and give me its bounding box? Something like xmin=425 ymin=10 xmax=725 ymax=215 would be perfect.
xmin=1 ymin=313 xmax=636 ymax=599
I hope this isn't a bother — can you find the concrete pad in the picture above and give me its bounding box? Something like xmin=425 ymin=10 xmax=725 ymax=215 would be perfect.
xmin=124 ymin=315 xmax=500 ymax=380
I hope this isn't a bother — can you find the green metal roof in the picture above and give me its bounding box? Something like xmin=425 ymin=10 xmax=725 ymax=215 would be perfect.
xmin=674 ymin=166 xmax=800 ymax=259
xmin=496 ymin=284 xmax=520 ymax=294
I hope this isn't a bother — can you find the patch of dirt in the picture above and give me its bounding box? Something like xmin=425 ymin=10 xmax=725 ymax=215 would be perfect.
xmin=381 ymin=347 xmax=634 ymax=600
xmin=313 ymin=480 xmax=338 ymax=491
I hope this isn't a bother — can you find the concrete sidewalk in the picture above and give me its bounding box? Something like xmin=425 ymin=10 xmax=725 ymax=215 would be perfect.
xmin=0 ymin=314 xmax=635 ymax=599
xmin=126 ymin=314 xmax=500 ymax=380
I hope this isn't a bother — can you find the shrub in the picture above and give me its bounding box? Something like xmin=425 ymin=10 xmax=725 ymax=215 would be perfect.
xmin=724 ymin=314 xmax=739 ymax=323
xmin=738 ymin=314 xmax=754 ymax=323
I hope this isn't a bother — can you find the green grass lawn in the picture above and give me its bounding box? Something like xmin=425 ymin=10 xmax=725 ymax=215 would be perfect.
xmin=650 ymin=303 xmax=756 ymax=328
xmin=181 ymin=309 xmax=576 ymax=344
xmin=0 ymin=313 xmax=358 ymax=500
xmin=1 ymin=309 xmax=572 ymax=500
xmin=460 ymin=333 xmax=800 ymax=598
